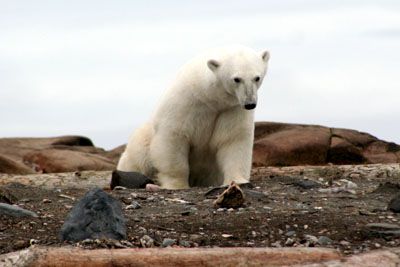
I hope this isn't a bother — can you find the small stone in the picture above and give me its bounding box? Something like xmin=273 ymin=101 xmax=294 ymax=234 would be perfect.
xmin=162 ymin=238 xmax=176 ymax=247
xmin=221 ymin=234 xmax=233 ymax=238
xmin=304 ymin=225 xmax=309 ymax=230
xmin=146 ymin=184 xmax=161 ymax=192
xmin=181 ymin=210 xmax=191 ymax=216
xmin=0 ymin=203 xmax=38 ymax=218
xmin=189 ymin=234 xmax=202 ymax=242
xmin=126 ymin=201 xmax=141 ymax=210
xmin=13 ymin=240 xmax=29 ymax=250
xmin=339 ymin=240 xmax=351 ymax=246
xmin=293 ymin=179 xmax=321 ymax=189
xmin=217 ymin=208 xmax=225 ymax=212
xmin=317 ymin=236 xmax=333 ymax=245
xmin=227 ymin=208 xmax=234 ymax=212
xmin=285 ymin=238 xmax=295 ymax=246
xmin=42 ymin=199 xmax=52 ymax=203
xmin=131 ymin=193 xmax=138 ymax=198
xmin=179 ymin=240 xmax=191 ymax=247
xmin=140 ymin=235 xmax=154 ymax=248
xmin=388 ymin=193 xmax=400 ymax=213
xmin=304 ymin=235 xmax=318 ymax=244
xmin=137 ymin=226 xmax=147 ymax=234
xmin=147 ymin=196 xmax=155 ymax=201
xmin=251 ymin=231 xmax=257 ymax=237
xmin=374 ymin=243 xmax=381 ymax=248
xmin=286 ymin=231 xmax=296 ymax=237
xmin=113 ymin=186 xmax=127 ymax=191
xmin=271 ymin=241 xmax=281 ymax=247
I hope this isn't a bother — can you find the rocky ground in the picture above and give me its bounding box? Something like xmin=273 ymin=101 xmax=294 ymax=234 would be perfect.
xmin=1 ymin=164 xmax=400 ymax=261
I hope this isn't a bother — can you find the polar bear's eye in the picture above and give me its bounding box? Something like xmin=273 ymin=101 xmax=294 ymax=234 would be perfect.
xmin=233 ymin=77 xmax=242 ymax=83
xmin=254 ymin=76 xmax=260 ymax=82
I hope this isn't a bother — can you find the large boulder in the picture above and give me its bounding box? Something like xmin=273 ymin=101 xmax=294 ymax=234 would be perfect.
xmin=0 ymin=136 xmax=118 ymax=174
xmin=253 ymin=122 xmax=400 ymax=167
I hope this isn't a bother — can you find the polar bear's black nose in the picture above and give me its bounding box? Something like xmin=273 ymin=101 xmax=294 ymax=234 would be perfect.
xmin=244 ymin=103 xmax=256 ymax=110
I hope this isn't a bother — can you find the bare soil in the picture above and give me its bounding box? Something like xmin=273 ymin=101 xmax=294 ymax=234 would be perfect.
xmin=1 ymin=165 xmax=400 ymax=255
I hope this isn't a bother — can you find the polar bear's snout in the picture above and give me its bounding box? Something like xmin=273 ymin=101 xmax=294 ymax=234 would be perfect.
xmin=244 ymin=103 xmax=256 ymax=110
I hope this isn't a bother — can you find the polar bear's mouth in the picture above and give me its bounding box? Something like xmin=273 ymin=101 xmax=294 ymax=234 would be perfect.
xmin=244 ymin=103 xmax=256 ymax=110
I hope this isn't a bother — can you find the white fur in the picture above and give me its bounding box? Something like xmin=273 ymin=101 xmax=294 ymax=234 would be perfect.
xmin=118 ymin=45 xmax=270 ymax=189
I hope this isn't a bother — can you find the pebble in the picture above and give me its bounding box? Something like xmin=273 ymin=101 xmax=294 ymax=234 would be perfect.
xmin=388 ymin=193 xmax=400 ymax=213
xmin=42 ymin=199 xmax=52 ymax=203
xmin=340 ymin=240 xmax=351 ymax=246
xmin=221 ymin=234 xmax=233 ymax=238
xmin=217 ymin=208 xmax=226 ymax=212
xmin=137 ymin=226 xmax=147 ymax=234
xmin=179 ymin=240 xmax=191 ymax=247
xmin=285 ymin=238 xmax=295 ymax=246
xmin=113 ymin=186 xmax=127 ymax=191
xmin=189 ymin=234 xmax=202 ymax=242
xmin=146 ymin=184 xmax=161 ymax=192
xmin=126 ymin=201 xmax=141 ymax=210
xmin=304 ymin=235 xmax=318 ymax=244
xmin=181 ymin=210 xmax=191 ymax=216
xmin=140 ymin=235 xmax=154 ymax=248
xmin=0 ymin=203 xmax=38 ymax=218
xmin=293 ymin=179 xmax=321 ymax=189
xmin=317 ymin=236 xmax=333 ymax=245
xmin=162 ymin=238 xmax=176 ymax=247
xmin=285 ymin=231 xmax=296 ymax=237
xmin=271 ymin=241 xmax=282 ymax=247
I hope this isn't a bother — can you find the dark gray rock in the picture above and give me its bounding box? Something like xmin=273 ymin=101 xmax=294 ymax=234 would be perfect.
xmin=110 ymin=170 xmax=154 ymax=189
xmin=60 ymin=188 xmax=126 ymax=242
xmin=0 ymin=203 xmax=38 ymax=217
xmin=293 ymin=179 xmax=321 ymax=189
xmin=365 ymin=222 xmax=400 ymax=237
xmin=162 ymin=238 xmax=176 ymax=247
xmin=388 ymin=193 xmax=400 ymax=213
xmin=317 ymin=236 xmax=333 ymax=245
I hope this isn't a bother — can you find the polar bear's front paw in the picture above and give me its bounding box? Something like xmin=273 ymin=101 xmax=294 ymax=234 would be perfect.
xmin=158 ymin=176 xmax=190 ymax=190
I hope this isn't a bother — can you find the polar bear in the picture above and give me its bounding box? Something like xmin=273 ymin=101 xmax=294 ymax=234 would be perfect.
xmin=117 ymin=45 xmax=270 ymax=189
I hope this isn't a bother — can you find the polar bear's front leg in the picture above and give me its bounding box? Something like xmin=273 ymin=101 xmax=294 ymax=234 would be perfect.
xmin=216 ymin=137 xmax=253 ymax=186
xmin=150 ymin=133 xmax=190 ymax=189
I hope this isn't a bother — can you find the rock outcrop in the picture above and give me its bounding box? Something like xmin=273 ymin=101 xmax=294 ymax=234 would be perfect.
xmin=0 ymin=136 xmax=116 ymax=174
xmin=253 ymin=122 xmax=400 ymax=167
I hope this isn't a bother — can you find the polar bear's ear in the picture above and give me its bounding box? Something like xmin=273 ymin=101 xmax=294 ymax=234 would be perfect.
xmin=207 ymin=59 xmax=220 ymax=71
xmin=261 ymin=50 xmax=270 ymax=62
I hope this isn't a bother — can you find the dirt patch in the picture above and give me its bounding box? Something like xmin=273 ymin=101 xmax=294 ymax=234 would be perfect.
xmin=1 ymin=165 xmax=400 ymax=255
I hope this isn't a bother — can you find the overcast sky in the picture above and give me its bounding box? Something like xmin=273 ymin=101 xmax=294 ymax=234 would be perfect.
xmin=1 ymin=1 xmax=399 ymax=149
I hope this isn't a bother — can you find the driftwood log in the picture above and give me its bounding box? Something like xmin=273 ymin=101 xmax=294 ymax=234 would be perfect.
xmin=0 ymin=247 xmax=340 ymax=267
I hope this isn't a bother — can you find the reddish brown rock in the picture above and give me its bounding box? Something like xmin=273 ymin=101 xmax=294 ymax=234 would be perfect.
xmin=23 ymin=149 xmax=115 ymax=173
xmin=327 ymin=137 xmax=365 ymax=164
xmin=253 ymin=122 xmax=400 ymax=167
xmin=0 ymin=136 xmax=116 ymax=174
xmin=0 ymin=155 xmax=34 ymax=175
xmin=253 ymin=123 xmax=331 ymax=166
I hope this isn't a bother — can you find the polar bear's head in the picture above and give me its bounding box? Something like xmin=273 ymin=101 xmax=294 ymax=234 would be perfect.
xmin=207 ymin=46 xmax=270 ymax=110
